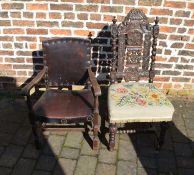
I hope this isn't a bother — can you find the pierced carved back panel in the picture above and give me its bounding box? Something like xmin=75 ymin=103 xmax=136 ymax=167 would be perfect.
xmin=111 ymin=9 xmax=158 ymax=82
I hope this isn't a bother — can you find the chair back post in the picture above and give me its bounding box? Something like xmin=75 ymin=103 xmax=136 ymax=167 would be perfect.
xmin=149 ymin=17 xmax=159 ymax=83
xmin=110 ymin=16 xmax=118 ymax=84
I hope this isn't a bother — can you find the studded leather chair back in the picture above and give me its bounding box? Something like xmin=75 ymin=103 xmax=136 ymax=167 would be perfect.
xmin=42 ymin=38 xmax=91 ymax=87
xmin=111 ymin=9 xmax=159 ymax=83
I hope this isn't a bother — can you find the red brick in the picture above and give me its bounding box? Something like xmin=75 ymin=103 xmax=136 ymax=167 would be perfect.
xmin=0 ymin=36 xmax=13 ymax=41
xmin=169 ymin=35 xmax=189 ymax=41
xmin=140 ymin=0 xmax=163 ymax=6
xmin=0 ymin=20 xmax=11 ymax=26
xmin=2 ymin=43 xmax=12 ymax=49
xmin=37 ymin=21 xmax=59 ymax=27
xmin=87 ymin=0 xmax=110 ymax=3
xmin=160 ymin=26 xmax=176 ymax=33
xmin=49 ymin=13 xmax=62 ymax=19
xmin=62 ymin=21 xmax=83 ymax=28
xmin=5 ymin=57 xmax=25 ymax=63
xmin=3 ymin=28 xmax=25 ymax=34
xmin=39 ymin=37 xmax=51 ymax=42
xmin=28 ymin=43 xmax=37 ymax=50
xmin=27 ymin=29 xmax=48 ymax=35
xmin=36 ymin=12 xmax=46 ymax=19
xmin=10 ymin=12 xmax=21 ymax=18
xmin=170 ymin=43 xmax=184 ymax=48
xmin=150 ymin=8 xmax=172 ymax=16
xmin=113 ymin=0 xmax=134 ymax=5
xmin=172 ymin=77 xmax=190 ymax=82
xmin=185 ymin=43 xmax=194 ymax=49
xmin=100 ymin=6 xmax=123 ymax=13
xmin=103 ymin=15 xmax=113 ymax=22
xmin=156 ymin=56 xmax=167 ymax=62
xmin=86 ymin=22 xmax=106 ymax=29
xmin=188 ymin=29 xmax=194 ymax=35
xmin=2 ymin=3 xmax=24 ymax=9
xmin=16 ymin=51 xmax=32 ymax=57
xmin=159 ymin=41 xmax=167 ymax=47
xmin=0 ymin=12 xmax=8 ymax=18
xmin=184 ymin=20 xmax=194 ymax=26
xmin=23 ymin=12 xmax=34 ymax=18
xmin=61 ymin=0 xmax=84 ymax=2
xmin=64 ymin=13 xmax=75 ymax=19
xmin=25 ymin=58 xmax=33 ymax=63
xmin=17 ymin=71 xmax=27 ymax=76
xmin=28 ymin=71 xmax=33 ymax=77
xmin=0 ymin=70 xmax=16 ymax=76
xmin=16 ymin=36 xmax=37 ymax=42
xmin=90 ymin=14 xmax=101 ymax=21
xmin=50 ymin=29 xmax=72 ymax=35
xmin=77 ymin=13 xmax=88 ymax=20
xmin=13 ymin=20 xmax=35 ymax=27
xmin=154 ymin=76 xmax=170 ymax=82
xmin=168 ymin=57 xmax=179 ymax=63
xmin=177 ymin=28 xmax=186 ymax=34
xmin=175 ymin=10 xmax=190 ymax=17
xmin=164 ymin=1 xmax=186 ymax=8
xmin=181 ymin=58 xmax=190 ymax=63
xmin=188 ymin=3 xmax=194 ymax=9
xmin=74 ymin=30 xmax=95 ymax=36
xmin=184 ymin=72 xmax=194 ymax=77
xmin=0 ymin=50 xmax=14 ymax=56
xmin=26 ymin=3 xmax=48 ymax=10
xmin=50 ymin=4 xmax=73 ymax=11
xmin=0 ymin=64 xmax=12 ymax=69
xmin=170 ymin=18 xmax=182 ymax=25
xmin=76 ymin=5 xmax=98 ymax=12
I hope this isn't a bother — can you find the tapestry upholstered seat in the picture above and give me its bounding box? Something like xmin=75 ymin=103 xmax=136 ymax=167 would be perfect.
xmin=108 ymin=82 xmax=174 ymax=123
xmin=108 ymin=9 xmax=174 ymax=151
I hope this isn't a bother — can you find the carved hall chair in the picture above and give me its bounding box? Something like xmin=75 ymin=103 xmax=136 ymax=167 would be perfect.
xmin=108 ymin=9 xmax=174 ymax=151
xmin=21 ymin=38 xmax=101 ymax=149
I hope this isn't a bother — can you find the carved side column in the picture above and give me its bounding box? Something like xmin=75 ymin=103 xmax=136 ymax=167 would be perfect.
xmin=149 ymin=17 xmax=159 ymax=83
xmin=110 ymin=17 xmax=118 ymax=83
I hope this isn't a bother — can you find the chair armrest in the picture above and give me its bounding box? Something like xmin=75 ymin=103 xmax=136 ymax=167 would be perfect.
xmin=21 ymin=67 xmax=46 ymax=96
xmin=88 ymin=68 xmax=101 ymax=96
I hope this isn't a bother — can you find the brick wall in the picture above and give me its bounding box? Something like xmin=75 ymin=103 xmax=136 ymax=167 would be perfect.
xmin=0 ymin=0 xmax=194 ymax=91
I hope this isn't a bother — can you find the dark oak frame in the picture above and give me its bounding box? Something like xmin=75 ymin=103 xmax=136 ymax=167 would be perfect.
xmin=109 ymin=9 xmax=169 ymax=151
xmin=21 ymin=37 xmax=101 ymax=150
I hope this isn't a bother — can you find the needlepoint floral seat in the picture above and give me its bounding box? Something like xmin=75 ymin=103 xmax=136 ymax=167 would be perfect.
xmin=108 ymin=82 xmax=174 ymax=123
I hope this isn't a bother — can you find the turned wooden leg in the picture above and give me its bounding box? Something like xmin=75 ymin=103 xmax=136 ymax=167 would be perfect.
xmin=29 ymin=112 xmax=41 ymax=149
xmin=109 ymin=123 xmax=117 ymax=151
xmin=158 ymin=122 xmax=168 ymax=149
xmin=93 ymin=113 xmax=99 ymax=150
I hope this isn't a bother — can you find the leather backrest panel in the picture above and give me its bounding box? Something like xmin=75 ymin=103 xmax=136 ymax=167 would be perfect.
xmin=42 ymin=38 xmax=91 ymax=86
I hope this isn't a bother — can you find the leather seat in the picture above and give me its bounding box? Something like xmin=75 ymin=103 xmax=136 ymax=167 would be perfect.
xmin=33 ymin=89 xmax=94 ymax=122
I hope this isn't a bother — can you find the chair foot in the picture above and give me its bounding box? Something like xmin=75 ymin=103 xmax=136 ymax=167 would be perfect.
xmin=109 ymin=124 xmax=117 ymax=151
